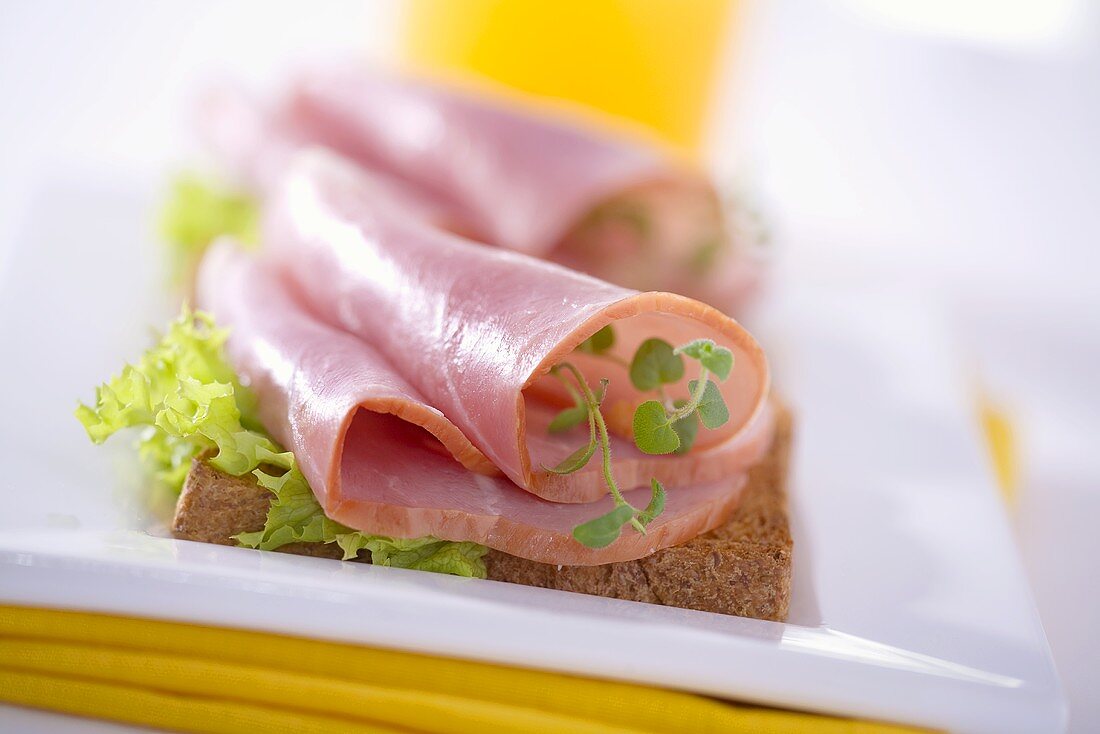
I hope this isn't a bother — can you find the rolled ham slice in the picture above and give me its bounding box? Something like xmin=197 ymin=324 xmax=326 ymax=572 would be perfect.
xmin=195 ymin=68 xmax=762 ymax=312
xmin=264 ymin=151 xmax=770 ymax=504
xmin=195 ymin=80 xmax=462 ymax=229
xmin=197 ymin=241 xmax=769 ymax=565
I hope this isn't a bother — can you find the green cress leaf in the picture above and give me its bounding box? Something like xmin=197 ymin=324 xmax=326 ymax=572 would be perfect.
xmin=548 ymin=405 xmax=588 ymax=433
xmin=674 ymin=339 xmax=712 ymax=359
xmin=632 ymin=400 xmax=680 ymax=455
xmin=687 ymin=235 xmax=723 ymax=277
xmin=671 ymin=399 xmax=700 ymax=455
xmin=613 ymin=202 xmax=651 ymax=239
xmin=576 ymin=324 xmax=616 ymax=355
xmin=572 ymin=504 xmax=635 ymax=548
xmin=545 ymin=370 xmax=601 ymax=467
xmin=690 ymin=379 xmax=730 ymax=429
xmin=636 ymin=479 xmax=667 ymax=527
xmin=629 ymin=338 xmax=684 ymax=391
xmin=584 ymin=201 xmax=651 ymax=240
xmin=543 ymin=440 xmax=597 ymax=474
xmin=675 ymin=339 xmax=734 ymax=381
xmin=547 ymin=369 xmax=599 ymax=434
xmin=702 ymin=347 xmax=734 ymax=382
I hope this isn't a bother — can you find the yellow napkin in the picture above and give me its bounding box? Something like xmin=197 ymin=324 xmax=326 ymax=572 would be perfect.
xmin=0 ymin=605 xmax=930 ymax=733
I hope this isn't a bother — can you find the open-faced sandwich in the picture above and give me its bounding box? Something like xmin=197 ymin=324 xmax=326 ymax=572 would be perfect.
xmin=78 ymin=69 xmax=792 ymax=622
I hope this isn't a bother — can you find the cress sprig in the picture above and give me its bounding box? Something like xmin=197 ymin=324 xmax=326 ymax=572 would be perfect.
xmin=631 ymin=338 xmax=733 ymax=455
xmin=545 ymin=326 xmax=735 ymax=548
xmin=548 ymin=362 xmax=658 ymax=547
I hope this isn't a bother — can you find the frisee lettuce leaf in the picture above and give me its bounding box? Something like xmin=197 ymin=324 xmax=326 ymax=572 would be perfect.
xmin=75 ymin=307 xmax=262 ymax=489
xmin=235 ymin=462 xmax=487 ymax=577
xmin=76 ymin=305 xmax=488 ymax=579
xmin=158 ymin=174 xmax=259 ymax=283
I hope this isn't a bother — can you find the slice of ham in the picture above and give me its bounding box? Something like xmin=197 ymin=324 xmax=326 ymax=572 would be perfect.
xmin=264 ymin=151 xmax=770 ymax=504
xmin=525 ymin=400 xmax=776 ymax=504
xmin=197 ymin=241 xmax=768 ymax=565
xmin=195 ymin=242 xmax=498 ymax=491
xmin=194 ymin=80 xmax=462 ymax=229
xmin=195 ymin=67 xmax=762 ymax=312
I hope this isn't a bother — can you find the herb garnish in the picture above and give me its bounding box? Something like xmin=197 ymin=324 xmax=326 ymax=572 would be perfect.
xmin=545 ymin=326 xmax=735 ymax=548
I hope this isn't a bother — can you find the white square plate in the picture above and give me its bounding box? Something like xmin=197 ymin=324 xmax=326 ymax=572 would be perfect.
xmin=0 ymin=179 xmax=1065 ymax=733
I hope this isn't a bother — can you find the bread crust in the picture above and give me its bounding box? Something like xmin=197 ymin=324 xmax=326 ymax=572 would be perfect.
xmin=172 ymin=405 xmax=793 ymax=621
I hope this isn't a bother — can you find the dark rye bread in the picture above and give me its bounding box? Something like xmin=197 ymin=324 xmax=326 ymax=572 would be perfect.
xmin=172 ymin=404 xmax=793 ymax=621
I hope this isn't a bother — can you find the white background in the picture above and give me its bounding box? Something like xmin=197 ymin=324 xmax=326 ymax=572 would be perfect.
xmin=1 ymin=1 xmax=1097 ymax=731
xmin=729 ymin=4 xmax=1100 ymax=731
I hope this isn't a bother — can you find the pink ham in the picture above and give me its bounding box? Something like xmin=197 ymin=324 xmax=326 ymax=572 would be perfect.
xmin=195 ymin=242 xmax=497 ymax=488
xmin=195 ymin=67 xmax=762 ymax=312
xmin=195 ymin=80 xmax=463 ymax=230
xmin=264 ymin=151 xmax=770 ymax=504
xmin=197 ymin=241 xmax=767 ymax=565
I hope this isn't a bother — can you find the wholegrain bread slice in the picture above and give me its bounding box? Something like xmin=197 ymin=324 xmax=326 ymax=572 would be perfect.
xmin=172 ymin=404 xmax=793 ymax=621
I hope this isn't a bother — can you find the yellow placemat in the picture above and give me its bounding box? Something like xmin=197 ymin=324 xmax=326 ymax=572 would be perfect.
xmin=0 ymin=605 xmax=930 ymax=733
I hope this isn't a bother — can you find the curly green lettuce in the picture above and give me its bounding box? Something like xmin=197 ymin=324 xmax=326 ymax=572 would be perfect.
xmin=235 ymin=461 xmax=487 ymax=576
xmin=76 ymin=306 xmax=487 ymax=578
xmin=158 ymin=175 xmax=259 ymax=283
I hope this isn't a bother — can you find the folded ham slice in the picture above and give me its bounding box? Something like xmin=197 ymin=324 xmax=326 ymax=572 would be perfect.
xmin=197 ymin=241 xmax=770 ymax=565
xmin=263 ymin=151 xmax=770 ymax=504
xmin=195 ymin=67 xmax=763 ymax=312
xmin=195 ymin=81 xmax=462 ymax=229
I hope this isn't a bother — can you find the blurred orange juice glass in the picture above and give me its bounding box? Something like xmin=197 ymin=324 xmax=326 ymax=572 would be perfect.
xmin=402 ymin=0 xmax=735 ymax=156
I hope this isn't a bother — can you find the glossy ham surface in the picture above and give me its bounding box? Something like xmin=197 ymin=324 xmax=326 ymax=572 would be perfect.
xmin=264 ymin=152 xmax=770 ymax=502
xmin=335 ymin=412 xmax=751 ymax=565
xmin=283 ymin=66 xmax=681 ymax=259
xmin=196 ymin=241 xmax=759 ymax=564
xmin=196 ymin=241 xmax=497 ymax=489
xmin=195 ymin=68 xmax=761 ymax=311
